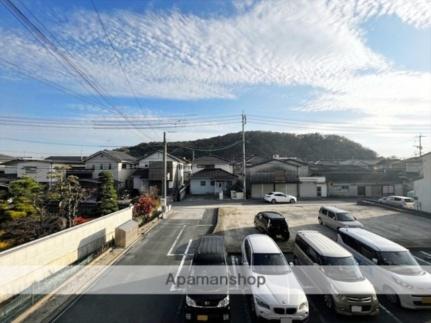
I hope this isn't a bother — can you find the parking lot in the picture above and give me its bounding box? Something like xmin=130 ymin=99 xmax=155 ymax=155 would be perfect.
xmin=214 ymin=201 xmax=431 ymax=253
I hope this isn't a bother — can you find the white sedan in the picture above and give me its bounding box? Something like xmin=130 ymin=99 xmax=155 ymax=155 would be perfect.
xmin=378 ymin=195 xmax=415 ymax=208
xmin=264 ymin=192 xmax=297 ymax=204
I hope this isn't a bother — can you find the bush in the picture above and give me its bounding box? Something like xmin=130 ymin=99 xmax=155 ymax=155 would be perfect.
xmin=133 ymin=195 xmax=160 ymax=223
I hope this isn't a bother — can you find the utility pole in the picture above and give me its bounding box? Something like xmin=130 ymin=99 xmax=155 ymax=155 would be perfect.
xmin=416 ymin=134 xmax=425 ymax=157
xmin=163 ymin=131 xmax=167 ymax=211
xmin=242 ymin=112 xmax=247 ymax=199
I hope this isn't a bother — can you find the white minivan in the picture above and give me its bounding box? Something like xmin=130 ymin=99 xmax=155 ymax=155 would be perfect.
xmin=293 ymin=230 xmax=379 ymax=316
xmin=241 ymin=234 xmax=309 ymax=322
xmin=338 ymin=227 xmax=431 ymax=309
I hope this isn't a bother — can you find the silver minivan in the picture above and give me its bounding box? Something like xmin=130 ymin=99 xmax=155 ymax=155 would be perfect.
xmin=318 ymin=206 xmax=363 ymax=230
xmin=293 ymin=230 xmax=379 ymax=316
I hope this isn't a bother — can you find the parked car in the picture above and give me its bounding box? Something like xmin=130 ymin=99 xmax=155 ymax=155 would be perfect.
xmin=338 ymin=227 xmax=431 ymax=309
xmin=318 ymin=206 xmax=363 ymax=230
xmin=378 ymin=196 xmax=415 ymax=208
xmin=254 ymin=211 xmax=290 ymax=241
xmin=293 ymin=230 xmax=379 ymax=316
xmin=241 ymin=234 xmax=309 ymax=322
xmin=264 ymin=192 xmax=297 ymax=204
xmin=185 ymin=235 xmax=230 ymax=322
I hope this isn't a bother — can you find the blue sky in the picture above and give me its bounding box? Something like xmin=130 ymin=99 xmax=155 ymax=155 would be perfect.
xmin=0 ymin=0 xmax=430 ymax=158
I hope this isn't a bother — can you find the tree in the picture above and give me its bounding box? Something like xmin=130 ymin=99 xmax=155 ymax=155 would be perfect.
xmin=6 ymin=177 xmax=43 ymax=219
xmin=133 ymin=195 xmax=157 ymax=218
xmin=98 ymin=171 xmax=118 ymax=215
xmin=50 ymin=175 xmax=86 ymax=227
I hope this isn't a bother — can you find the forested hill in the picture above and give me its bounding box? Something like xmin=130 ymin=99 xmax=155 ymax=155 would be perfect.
xmin=120 ymin=131 xmax=377 ymax=161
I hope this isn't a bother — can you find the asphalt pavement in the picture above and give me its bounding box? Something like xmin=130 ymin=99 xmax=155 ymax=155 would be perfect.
xmin=52 ymin=203 xmax=431 ymax=323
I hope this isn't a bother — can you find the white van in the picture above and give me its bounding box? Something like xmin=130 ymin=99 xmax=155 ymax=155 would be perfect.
xmin=337 ymin=227 xmax=431 ymax=309
xmin=293 ymin=231 xmax=379 ymax=316
xmin=241 ymin=234 xmax=309 ymax=322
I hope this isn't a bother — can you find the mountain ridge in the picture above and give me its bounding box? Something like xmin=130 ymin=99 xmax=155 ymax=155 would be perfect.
xmin=119 ymin=131 xmax=377 ymax=161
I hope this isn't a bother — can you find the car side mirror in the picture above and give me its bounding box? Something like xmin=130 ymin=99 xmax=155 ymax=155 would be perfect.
xmin=289 ymin=261 xmax=294 ymax=267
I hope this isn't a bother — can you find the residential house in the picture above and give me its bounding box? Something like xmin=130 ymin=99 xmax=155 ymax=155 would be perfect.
xmin=133 ymin=150 xmax=190 ymax=195
xmin=190 ymin=155 xmax=237 ymax=195
xmin=413 ymin=152 xmax=431 ymax=213
xmin=190 ymin=168 xmax=237 ymax=195
xmin=85 ymin=150 xmax=137 ymax=189
xmin=1 ymin=158 xmax=68 ymax=186
xmin=247 ymin=158 xmax=327 ymax=198
xmin=192 ymin=156 xmax=233 ymax=174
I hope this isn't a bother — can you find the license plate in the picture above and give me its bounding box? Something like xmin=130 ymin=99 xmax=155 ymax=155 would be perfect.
xmin=197 ymin=315 xmax=208 ymax=321
xmin=351 ymin=305 xmax=362 ymax=313
xmin=422 ymin=297 xmax=431 ymax=304
xmin=281 ymin=318 xmax=292 ymax=323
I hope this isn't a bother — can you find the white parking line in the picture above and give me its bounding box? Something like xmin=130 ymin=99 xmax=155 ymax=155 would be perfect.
xmin=420 ymin=251 xmax=431 ymax=258
xmin=167 ymin=225 xmax=186 ymax=256
xmin=379 ymin=304 xmax=404 ymax=323
xmin=170 ymin=239 xmax=192 ymax=292
xmin=414 ymin=256 xmax=431 ymax=265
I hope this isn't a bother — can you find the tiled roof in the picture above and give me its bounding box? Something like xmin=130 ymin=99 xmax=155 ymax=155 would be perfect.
xmin=193 ymin=156 xmax=231 ymax=165
xmin=192 ymin=168 xmax=237 ymax=180
xmin=86 ymin=150 xmax=136 ymax=163
xmin=45 ymin=156 xmax=86 ymax=163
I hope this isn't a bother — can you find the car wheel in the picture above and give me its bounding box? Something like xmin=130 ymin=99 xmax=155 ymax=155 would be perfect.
xmin=384 ymin=286 xmax=400 ymax=305
xmin=290 ymin=199 xmax=296 ymax=204
xmin=271 ymin=199 xmax=276 ymax=204
xmin=318 ymin=217 xmax=323 ymax=225
xmin=324 ymin=295 xmax=334 ymax=309
xmin=249 ymin=296 xmax=262 ymax=322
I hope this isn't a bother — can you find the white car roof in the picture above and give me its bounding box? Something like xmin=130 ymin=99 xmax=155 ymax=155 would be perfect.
xmin=297 ymin=230 xmax=352 ymax=258
xmin=339 ymin=228 xmax=407 ymax=252
xmin=268 ymin=192 xmax=285 ymax=195
xmin=247 ymin=234 xmax=281 ymax=254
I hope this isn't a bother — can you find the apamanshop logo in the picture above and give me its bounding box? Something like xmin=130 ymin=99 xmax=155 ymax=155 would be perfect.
xmin=166 ymin=272 xmax=266 ymax=288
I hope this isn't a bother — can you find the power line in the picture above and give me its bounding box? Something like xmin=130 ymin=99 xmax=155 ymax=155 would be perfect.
xmin=0 ymin=137 xmax=124 ymax=147
xmin=0 ymin=0 xmax=155 ymax=142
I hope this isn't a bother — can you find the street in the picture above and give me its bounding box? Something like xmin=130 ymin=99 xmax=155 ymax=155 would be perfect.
xmin=52 ymin=201 xmax=431 ymax=323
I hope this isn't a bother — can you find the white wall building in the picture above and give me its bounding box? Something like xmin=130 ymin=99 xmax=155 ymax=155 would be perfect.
xmin=2 ymin=159 xmax=67 ymax=185
xmin=414 ymin=152 xmax=431 ymax=213
xmin=85 ymin=150 xmax=136 ymax=189
xmin=190 ymin=168 xmax=237 ymax=195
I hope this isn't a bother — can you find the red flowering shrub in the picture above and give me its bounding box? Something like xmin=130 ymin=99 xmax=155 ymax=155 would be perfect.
xmin=133 ymin=195 xmax=158 ymax=219
xmin=73 ymin=216 xmax=93 ymax=225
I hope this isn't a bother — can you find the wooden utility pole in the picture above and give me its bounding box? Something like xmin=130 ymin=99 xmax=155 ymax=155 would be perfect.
xmin=163 ymin=131 xmax=167 ymax=210
xmin=242 ymin=112 xmax=247 ymax=199
xmin=416 ymin=134 xmax=425 ymax=157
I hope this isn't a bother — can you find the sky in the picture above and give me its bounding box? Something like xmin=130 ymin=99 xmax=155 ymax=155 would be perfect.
xmin=0 ymin=0 xmax=430 ymax=159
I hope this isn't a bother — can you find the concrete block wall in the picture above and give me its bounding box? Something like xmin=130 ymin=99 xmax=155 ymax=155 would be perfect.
xmin=0 ymin=207 xmax=132 ymax=302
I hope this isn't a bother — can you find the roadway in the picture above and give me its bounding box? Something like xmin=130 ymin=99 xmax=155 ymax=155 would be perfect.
xmin=52 ymin=203 xmax=431 ymax=323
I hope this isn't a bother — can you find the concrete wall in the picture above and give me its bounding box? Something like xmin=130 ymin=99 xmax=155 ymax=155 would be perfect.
xmin=0 ymin=207 xmax=132 ymax=302
xmin=414 ymin=154 xmax=431 ymax=213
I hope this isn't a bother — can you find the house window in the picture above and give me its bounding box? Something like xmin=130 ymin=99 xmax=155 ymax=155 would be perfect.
xmin=210 ymin=180 xmax=215 ymax=186
xmin=200 ymin=181 xmax=206 ymax=186
xmin=100 ymin=164 xmax=103 ymax=170
xmin=122 ymin=163 xmax=126 ymax=169
xmin=92 ymin=165 xmax=95 ymax=170
xmin=341 ymin=185 xmax=349 ymax=190
xmin=108 ymin=164 xmax=112 ymax=169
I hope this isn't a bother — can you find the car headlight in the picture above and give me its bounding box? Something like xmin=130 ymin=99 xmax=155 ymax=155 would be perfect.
xmin=186 ymin=295 xmax=197 ymax=307
xmin=393 ymin=277 xmax=413 ymax=289
xmin=255 ymin=296 xmax=270 ymax=310
xmin=217 ymin=295 xmax=230 ymax=308
xmin=298 ymin=302 xmax=309 ymax=313
xmin=372 ymin=294 xmax=378 ymax=301
xmin=333 ymin=294 xmax=346 ymax=302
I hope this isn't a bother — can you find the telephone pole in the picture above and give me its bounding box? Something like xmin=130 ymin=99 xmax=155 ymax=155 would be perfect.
xmin=163 ymin=131 xmax=167 ymax=210
xmin=242 ymin=112 xmax=247 ymax=199
xmin=416 ymin=134 xmax=425 ymax=157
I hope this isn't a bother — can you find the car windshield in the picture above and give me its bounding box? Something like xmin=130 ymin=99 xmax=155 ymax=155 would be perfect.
xmin=268 ymin=219 xmax=287 ymax=228
xmin=320 ymin=256 xmax=363 ymax=282
xmin=336 ymin=212 xmax=355 ymax=221
xmin=252 ymin=253 xmax=290 ymax=275
xmin=404 ymin=198 xmax=414 ymax=203
xmin=378 ymin=251 xmax=419 ymax=266
xmin=378 ymin=251 xmax=423 ymax=275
